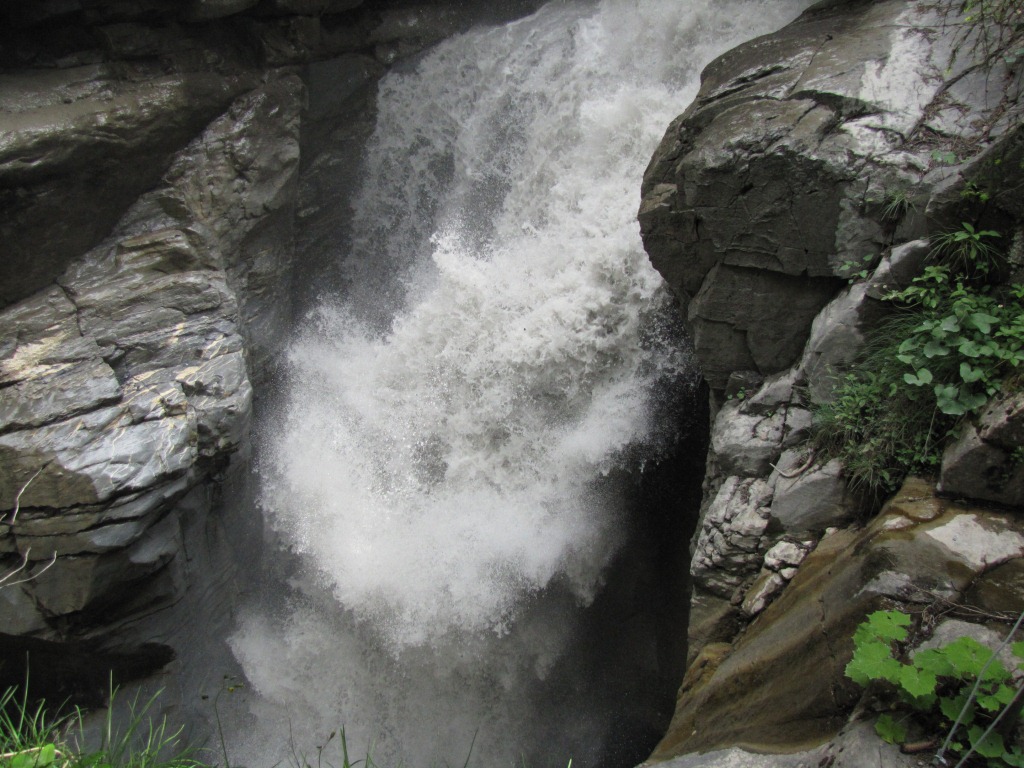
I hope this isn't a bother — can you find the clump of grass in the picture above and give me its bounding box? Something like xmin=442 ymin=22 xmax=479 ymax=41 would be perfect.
xmin=0 ymin=686 xmax=205 ymax=768
xmin=815 ymin=220 xmax=1023 ymax=504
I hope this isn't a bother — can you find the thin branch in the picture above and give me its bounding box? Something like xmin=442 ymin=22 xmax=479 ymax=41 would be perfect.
xmin=9 ymin=467 xmax=42 ymax=524
xmin=0 ymin=748 xmax=64 ymax=761
xmin=0 ymin=548 xmax=57 ymax=589
xmin=770 ymin=450 xmax=816 ymax=479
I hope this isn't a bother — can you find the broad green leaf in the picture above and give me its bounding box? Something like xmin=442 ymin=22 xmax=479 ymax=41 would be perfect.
xmin=939 ymin=316 xmax=961 ymax=333
xmin=968 ymin=725 xmax=1006 ymax=758
xmin=915 ymin=648 xmax=955 ymax=677
xmin=960 ymin=390 xmax=989 ymax=412
xmin=958 ymin=339 xmax=983 ymax=357
xmin=10 ymin=748 xmax=56 ymax=768
xmin=874 ymin=713 xmax=907 ymax=745
xmin=898 ymin=664 xmax=937 ymax=697
xmin=944 ymin=637 xmax=1008 ymax=679
xmin=968 ymin=312 xmax=999 ymax=334
xmin=904 ymin=368 xmax=933 ymax=386
xmin=977 ymin=683 xmax=1015 ymax=711
xmin=960 ymin=362 xmax=986 ymax=382
xmin=1012 ymin=641 xmax=1024 ymax=663
xmin=940 ymin=692 xmax=975 ymax=724
xmin=865 ymin=610 xmax=911 ymax=641
xmin=924 ymin=340 xmax=949 ymax=358
xmin=38 ymin=744 xmax=56 ymax=767
xmin=846 ymin=640 xmax=901 ymax=685
xmin=937 ymin=395 xmax=968 ymax=416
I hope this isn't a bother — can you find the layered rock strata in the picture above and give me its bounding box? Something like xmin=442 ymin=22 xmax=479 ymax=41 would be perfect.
xmin=0 ymin=0 xmax=544 ymax=693
xmin=0 ymin=72 xmax=301 ymax=690
xmin=639 ymin=0 xmax=1024 ymax=761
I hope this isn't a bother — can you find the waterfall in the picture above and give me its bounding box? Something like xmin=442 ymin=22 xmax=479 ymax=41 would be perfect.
xmin=226 ymin=1 xmax=808 ymax=765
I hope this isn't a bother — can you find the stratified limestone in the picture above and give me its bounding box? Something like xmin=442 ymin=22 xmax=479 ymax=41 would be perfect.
xmin=639 ymin=0 xmax=1024 ymax=762
xmin=650 ymin=480 xmax=1024 ymax=759
xmin=0 ymin=75 xmax=301 ymax=668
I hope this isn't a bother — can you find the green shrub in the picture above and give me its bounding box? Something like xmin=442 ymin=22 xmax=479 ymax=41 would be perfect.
xmin=847 ymin=610 xmax=1024 ymax=766
xmin=814 ymin=222 xmax=1024 ymax=501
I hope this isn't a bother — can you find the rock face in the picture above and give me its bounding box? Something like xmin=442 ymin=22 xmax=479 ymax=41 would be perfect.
xmin=0 ymin=68 xmax=255 ymax=308
xmin=638 ymin=0 xmax=1024 ymax=762
xmin=639 ymin=0 xmax=1020 ymax=393
xmin=0 ymin=0 xmax=551 ymax=696
xmin=0 ymin=72 xmax=301 ymax=692
xmin=653 ymin=479 xmax=1024 ymax=757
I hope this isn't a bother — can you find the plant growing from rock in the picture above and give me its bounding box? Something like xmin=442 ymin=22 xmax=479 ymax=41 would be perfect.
xmin=846 ymin=610 xmax=1024 ymax=766
xmin=814 ymin=220 xmax=1024 ymax=500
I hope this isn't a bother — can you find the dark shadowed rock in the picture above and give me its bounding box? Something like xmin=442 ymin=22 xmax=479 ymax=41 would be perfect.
xmin=938 ymin=392 xmax=1024 ymax=507
xmin=0 ymin=69 xmax=255 ymax=308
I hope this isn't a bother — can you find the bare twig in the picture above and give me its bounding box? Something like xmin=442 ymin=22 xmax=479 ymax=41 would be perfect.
xmin=0 ymin=747 xmax=64 ymax=761
xmin=0 ymin=548 xmax=57 ymax=589
xmin=9 ymin=467 xmax=42 ymax=524
xmin=771 ymin=450 xmax=816 ymax=479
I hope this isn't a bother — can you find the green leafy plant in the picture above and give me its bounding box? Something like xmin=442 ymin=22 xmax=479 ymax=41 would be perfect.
xmin=839 ymin=254 xmax=877 ymax=284
xmin=889 ymin=271 xmax=1024 ymax=417
xmin=846 ymin=610 xmax=1024 ymax=766
xmin=930 ymin=223 xmax=1002 ymax=277
xmin=814 ymin=219 xmax=1023 ymax=500
xmin=0 ymin=687 xmax=62 ymax=768
xmin=883 ymin=189 xmax=916 ymax=222
xmin=962 ymin=182 xmax=993 ymax=204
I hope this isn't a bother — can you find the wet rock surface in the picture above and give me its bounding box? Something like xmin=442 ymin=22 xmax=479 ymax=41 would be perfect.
xmin=639 ymin=0 xmax=1024 ymax=763
xmin=651 ymin=480 xmax=1024 ymax=758
xmin=0 ymin=67 xmax=299 ymax=684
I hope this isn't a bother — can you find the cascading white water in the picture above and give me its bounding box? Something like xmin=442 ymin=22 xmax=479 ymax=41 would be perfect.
xmin=228 ymin=1 xmax=808 ymax=765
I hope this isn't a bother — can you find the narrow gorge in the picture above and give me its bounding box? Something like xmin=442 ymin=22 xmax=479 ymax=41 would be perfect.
xmin=1 ymin=1 xmax=1022 ymax=768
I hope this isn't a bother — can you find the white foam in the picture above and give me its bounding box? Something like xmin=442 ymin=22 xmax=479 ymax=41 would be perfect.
xmin=232 ymin=0 xmax=811 ymax=764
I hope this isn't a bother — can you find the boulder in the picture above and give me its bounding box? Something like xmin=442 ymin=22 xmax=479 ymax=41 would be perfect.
xmin=0 ymin=68 xmax=254 ymax=308
xmin=651 ymin=479 xmax=1024 ymax=759
xmin=0 ymin=75 xmax=301 ymax=672
xmin=768 ymin=452 xmax=857 ymax=534
xmin=638 ymin=0 xmax=1024 ymax=394
xmin=710 ymin=400 xmax=811 ymax=478
xmin=939 ymin=392 xmax=1024 ymax=507
xmin=797 ymin=282 xmax=889 ymax=405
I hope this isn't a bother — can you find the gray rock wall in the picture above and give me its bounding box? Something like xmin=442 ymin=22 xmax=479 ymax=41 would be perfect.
xmin=0 ymin=0 xmax=548 ymax=696
xmin=638 ymin=0 xmax=1024 ymax=761
xmin=0 ymin=71 xmax=301 ymax=691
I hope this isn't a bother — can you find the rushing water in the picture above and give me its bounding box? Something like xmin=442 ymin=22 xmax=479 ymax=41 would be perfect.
xmin=226 ymin=1 xmax=808 ymax=766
